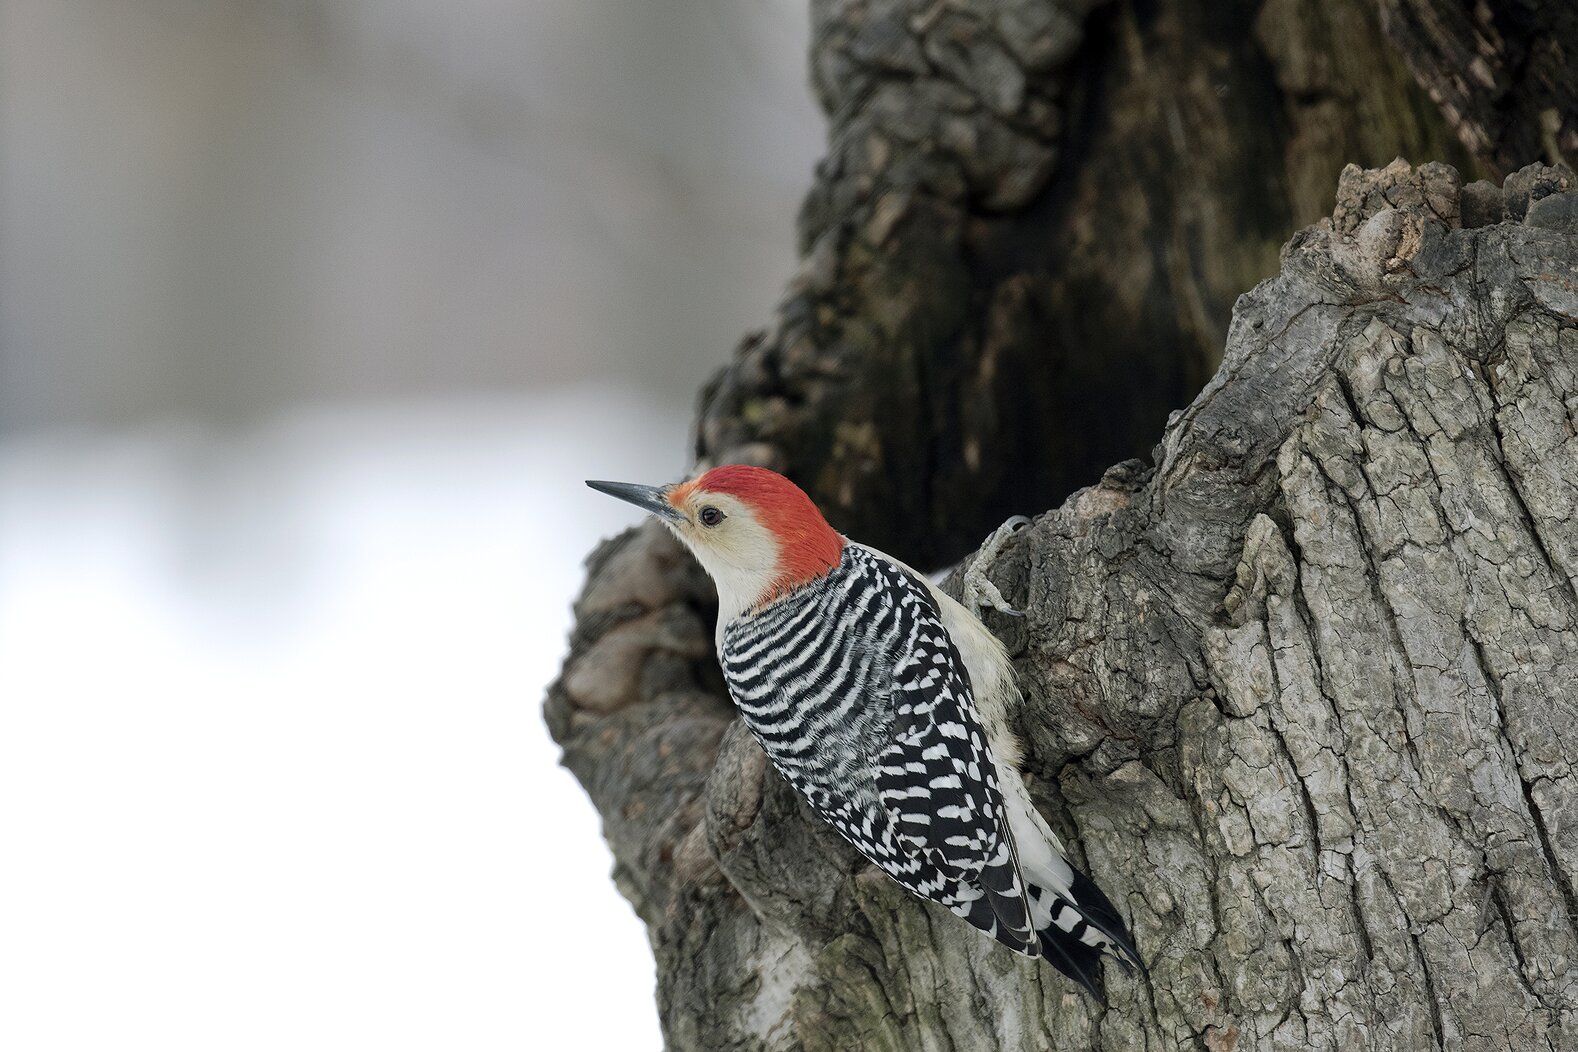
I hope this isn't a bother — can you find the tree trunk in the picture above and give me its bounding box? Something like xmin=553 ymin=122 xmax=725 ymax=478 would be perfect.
xmin=696 ymin=0 xmax=1472 ymax=569
xmin=547 ymin=3 xmax=1578 ymax=1049
xmin=1369 ymin=0 xmax=1578 ymax=179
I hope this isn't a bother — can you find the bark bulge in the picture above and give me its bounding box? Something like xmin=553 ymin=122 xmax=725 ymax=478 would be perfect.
xmin=549 ymin=1 xmax=1578 ymax=1046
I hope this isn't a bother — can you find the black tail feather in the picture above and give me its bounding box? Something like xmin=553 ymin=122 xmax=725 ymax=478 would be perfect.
xmin=1065 ymin=865 xmax=1145 ymax=976
xmin=1033 ymin=922 xmax=1108 ymax=1004
xmin=1019 ymin=865 xmax=1143 ymax=1003
xmin=962 ymin=886 xmax=1109 ymax=1005
xmin=952 ymin=862 xmax=1141 ymax=1006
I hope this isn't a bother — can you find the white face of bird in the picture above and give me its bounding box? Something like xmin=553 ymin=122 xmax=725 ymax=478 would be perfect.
xmin=586 ymin=466 xmax=845 ymax=622
xmin=660 ymin=488 xmax=788 ymax=622
xmin=584 ymin=479 xmax=783 ymax=621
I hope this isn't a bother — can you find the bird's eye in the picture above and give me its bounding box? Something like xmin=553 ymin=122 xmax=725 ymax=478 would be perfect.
xmin=698 ymin=506 xmax=725 ymax=527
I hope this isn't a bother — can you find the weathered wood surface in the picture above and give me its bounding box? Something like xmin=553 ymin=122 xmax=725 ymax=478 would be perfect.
xmin=551 ymin=159 xmax=1578 ymax=1049
xmin=1369 ymin=0 xmax=1577 ymax=179
xmin=695 ymin=0 xmax=1467 ymax=569
xmin=548 ymin=1 xmax=1578 ymax=1047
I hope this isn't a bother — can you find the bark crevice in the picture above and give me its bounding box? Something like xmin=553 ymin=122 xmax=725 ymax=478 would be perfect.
xmin=549 ymin=2 xmax=1578 ymax=1047
xmin=551 ymin=161 xmax=1578 ymax=1048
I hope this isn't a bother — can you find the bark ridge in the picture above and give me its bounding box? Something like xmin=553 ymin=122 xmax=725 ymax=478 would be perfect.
xmin=549 ymin=159 xmax=1578 ymax=1050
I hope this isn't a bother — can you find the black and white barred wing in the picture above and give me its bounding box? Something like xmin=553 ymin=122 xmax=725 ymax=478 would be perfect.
xmin=719 ymin=547 xmax=1140 ymax=998
xmin=865 ymin=558 xmax=1038 ymax=952
xmin=717 ymin=547 xmax=1036 ymax=954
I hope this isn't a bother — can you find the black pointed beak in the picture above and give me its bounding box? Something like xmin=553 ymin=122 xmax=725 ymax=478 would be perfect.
xmin=585 ymin=479 xmax=685 ymax=523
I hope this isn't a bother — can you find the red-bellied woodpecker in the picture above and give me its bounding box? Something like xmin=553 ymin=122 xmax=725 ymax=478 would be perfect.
xmin=587 ymin=464 xmax=1142 ymax=1001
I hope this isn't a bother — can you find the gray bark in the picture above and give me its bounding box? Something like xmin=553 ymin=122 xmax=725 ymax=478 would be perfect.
xmin=551 ymin=160 xmax=1578 ymax=1050
xmin=1369 ymin=0 xmax=1578 ymax=179
xmin=697 ymin=0 xmax=1468 ymax=568
xmin=547 ymin=2 xmax=1578 ymax=1048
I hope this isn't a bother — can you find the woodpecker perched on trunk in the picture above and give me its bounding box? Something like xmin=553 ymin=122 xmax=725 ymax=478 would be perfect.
xmin=587 ymin=465 xmax=1142 ymax=1001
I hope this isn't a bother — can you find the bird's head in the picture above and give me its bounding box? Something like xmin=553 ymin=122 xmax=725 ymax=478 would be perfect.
xmin=587 ymin=465 xmax=844 ymax=619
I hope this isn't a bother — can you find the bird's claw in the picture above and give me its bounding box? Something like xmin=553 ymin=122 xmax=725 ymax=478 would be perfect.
xmin=962 ymin=515 xmax=1032 ymax=617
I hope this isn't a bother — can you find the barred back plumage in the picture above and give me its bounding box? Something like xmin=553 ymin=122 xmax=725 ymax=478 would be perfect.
xmin=589 ymin=466 xmax=1142 ymax=1001
xmin=721 ymin=545 xmax=1035 ymax=947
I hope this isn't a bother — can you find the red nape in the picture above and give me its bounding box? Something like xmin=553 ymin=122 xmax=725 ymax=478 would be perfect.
xmin=693 ymin=465 xmax=844 ymax=590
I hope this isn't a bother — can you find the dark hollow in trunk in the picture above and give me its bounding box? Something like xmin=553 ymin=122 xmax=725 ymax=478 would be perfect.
xmin=548 ymin=1 xmax=1578 ymax=1047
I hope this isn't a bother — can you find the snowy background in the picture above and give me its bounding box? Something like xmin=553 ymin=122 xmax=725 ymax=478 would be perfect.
xmin=0 ymin=2 xmax=821 ymax=1049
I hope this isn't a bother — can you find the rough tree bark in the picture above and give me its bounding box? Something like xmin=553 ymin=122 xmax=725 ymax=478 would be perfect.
xmin=1370 ymin=0 xmax=1578 ymax=178
xmin=698 ymin=0 xmax=1470 ymax=568
xmin=547 ymin=3 xmax=1578 ymax=1050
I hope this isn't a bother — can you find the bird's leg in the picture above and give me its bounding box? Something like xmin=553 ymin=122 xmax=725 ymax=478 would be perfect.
xmin=962 ymin=515 xmax=1032 ymax=617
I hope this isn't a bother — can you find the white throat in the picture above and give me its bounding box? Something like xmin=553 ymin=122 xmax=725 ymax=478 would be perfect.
xmin=663 ymin=524 xmax=781 ymax=636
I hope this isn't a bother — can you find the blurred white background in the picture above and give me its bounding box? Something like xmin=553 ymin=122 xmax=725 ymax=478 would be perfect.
xmin=0 ymin=1 xmax=822 ymax=1048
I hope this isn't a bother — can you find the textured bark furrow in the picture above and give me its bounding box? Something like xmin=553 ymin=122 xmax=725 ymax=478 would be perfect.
xmin=1368 ymin=0 xmax=1578 ymax=179
xmin=694 ymin=0 xmax=1467 ymax=569
xmin=549 ymin=0 xmax=1578 ymax=1042
xmin=1137 ymin=171 xmax=1578 ymax=1049
xmin=698 ymin=0 xmax=1100 ymax=567
xmin=549 ymin=161 xmax=1578 ymax=1049
xmin=544 ymin=526 xmax=734 ymax=932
